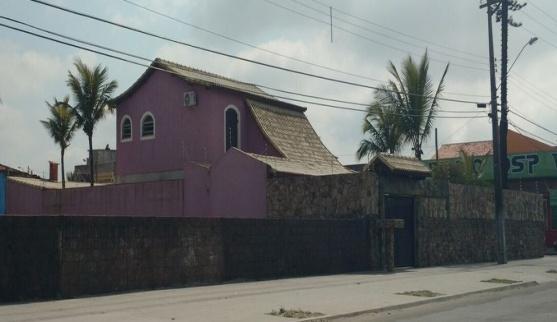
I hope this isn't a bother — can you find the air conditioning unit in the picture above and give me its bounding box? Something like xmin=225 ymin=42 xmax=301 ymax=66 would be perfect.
xmin=184 ymin=91 xmax=197 ymax=107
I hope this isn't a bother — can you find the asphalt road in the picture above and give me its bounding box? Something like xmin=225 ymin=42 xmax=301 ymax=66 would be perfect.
xmin=337 ymin=282 xmax=557 ymax=322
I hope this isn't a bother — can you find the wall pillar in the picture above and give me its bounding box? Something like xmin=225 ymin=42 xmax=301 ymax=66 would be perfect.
xmin=0 ymin=171 xmax=6 ymax=215
xmin=381 ymin=219 xmax=404 ymax=272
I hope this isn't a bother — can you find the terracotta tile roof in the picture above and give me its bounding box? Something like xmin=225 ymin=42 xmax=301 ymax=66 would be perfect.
xmin=437 ymin=141 xmax=493 ymax=159
xmin=371 ymin=153 xmax=431 ymax=176
xmin=436 ymin=130 xmax=557 ymax=160
xmin=246 ymin=99 xmax=351 ymax=176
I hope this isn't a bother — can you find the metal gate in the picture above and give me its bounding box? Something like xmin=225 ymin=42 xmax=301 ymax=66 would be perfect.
xmin=385 ymin=196 xmax=415 ymax=267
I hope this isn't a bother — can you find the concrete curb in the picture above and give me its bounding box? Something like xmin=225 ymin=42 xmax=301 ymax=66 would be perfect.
xmin=300 ymin=281 xmax=539 ymax=322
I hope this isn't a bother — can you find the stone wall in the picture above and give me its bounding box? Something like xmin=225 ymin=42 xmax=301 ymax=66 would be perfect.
xmin=267 ymin=172 xmax=379 ymax=219
xmin=266 ymin=173 xmax=545 ymax=267
xmin=415 ymin=183 xmax=545 ymax=266
xmin=0 ymin=216 xmax=373 ymax=302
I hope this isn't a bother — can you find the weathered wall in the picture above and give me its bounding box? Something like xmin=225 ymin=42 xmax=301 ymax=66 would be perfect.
xmin=266 ymin=173 xmax=545 ymax=267
xmin=267 ymin=172 xmax=379 ymax=219
xmin=0 ymin=216 xmax=373 ymax=302
xmin=416 ymin=184 xmax=544 ymax=266
xmin=6 ymin=179 xmax=184 ymax=216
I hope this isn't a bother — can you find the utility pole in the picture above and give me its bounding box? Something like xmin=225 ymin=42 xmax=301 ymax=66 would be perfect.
xmin=480 ymin=0 xmax=507 ymax=265
xmin=500 ymin=0 xmax=510 ymax=193
xmin=487 ymin=1 xmax=507 ymax=265
xmin=435 ymin=128 xmax=439 ymax=161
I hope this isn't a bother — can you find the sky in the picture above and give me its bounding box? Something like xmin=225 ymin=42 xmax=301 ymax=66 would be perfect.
xmin=1 ymin=0 xmax=556 ymax=178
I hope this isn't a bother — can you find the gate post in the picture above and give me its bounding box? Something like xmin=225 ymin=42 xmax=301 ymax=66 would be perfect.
xmin=0 ymin=170 xmax=6 ymax=215
xmin=382 ymin=219 xmax=405 ymax=272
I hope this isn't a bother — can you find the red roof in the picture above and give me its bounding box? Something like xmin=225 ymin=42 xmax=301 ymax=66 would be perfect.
xmin=436 ymin=129 xmax=556 ymax=159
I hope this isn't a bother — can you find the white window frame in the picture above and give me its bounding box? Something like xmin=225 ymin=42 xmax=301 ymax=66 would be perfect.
xmin=140 ymin=111 xmax=156 ymax=140
xmin=120 ymin=115 xmax=133 ymax=143
xmin=223 ymin=105 xmax=241 ymax=151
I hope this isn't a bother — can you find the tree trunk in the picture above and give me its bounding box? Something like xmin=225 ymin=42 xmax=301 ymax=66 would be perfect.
xmin=61 ymin=148 xmax=65 ymax=189
xmin=88 ymin=134 xmax=94 ymax=187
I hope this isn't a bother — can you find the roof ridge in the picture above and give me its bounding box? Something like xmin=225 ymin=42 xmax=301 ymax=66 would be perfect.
xmin=154 ymin=58 xmax=256 ymax=87
xmin=439 ymin=140 xmax=491 ymax=147
xmin=378 ymin=153 xmax=420 ymax=161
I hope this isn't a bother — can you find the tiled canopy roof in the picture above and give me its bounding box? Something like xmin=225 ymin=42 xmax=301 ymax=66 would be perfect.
xmin=246 ymin=100 xmax=351 ymax=176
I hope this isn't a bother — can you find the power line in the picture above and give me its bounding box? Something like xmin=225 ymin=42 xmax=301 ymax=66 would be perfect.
xmin=508 ymin=109 xmax=557 ymax=136
xmin=26 ymin=0 xmax=488 ymax=105
xmin=520 ymin=10 xmax=557 ymax=37
xmin=509 ymin=120 xmax=557 ymax=146
xmin=0 ymin=16 xmax=483 ymax=114
xmin=288 ymin=0 xmax=488 ymax=66
xmin=508 ymin=77 xmax=557 ymax=114
xmin=529 ymin=1 xmax=557 ymax=26
xmin=121 ymin=0 xmax=489 ymax=99
xmin=118 ymin=0 xmax=387 ymax=84
xmin=263 ymin=0 xmax=489 ymax=72
xmin=0 ymin=19 xmax=488 ymax=120
xmin=511 ymin=72 xmax=557 ymax=105
xmin=310 ymin=0 xmax=488 ymax=60
xmin=521 ymin=25 xmax=557 ymax=49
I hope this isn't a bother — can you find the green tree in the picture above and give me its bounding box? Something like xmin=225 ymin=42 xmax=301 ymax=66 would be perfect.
xmin=386 ymin=52 xmax=449 ymax=159
xmin=431 ymin=150 xmax=489 ymax=186
xmin=66 ymin=59 xmax=117 ymax=186
xmin=357 ymin=92 xmax=404 ymax=160
xmin=40 ymin=97 xmax=77 ymax=189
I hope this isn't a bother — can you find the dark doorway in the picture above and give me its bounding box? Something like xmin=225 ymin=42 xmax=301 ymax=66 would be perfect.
xmin=385 ymin=196 xmax=415 ymax=267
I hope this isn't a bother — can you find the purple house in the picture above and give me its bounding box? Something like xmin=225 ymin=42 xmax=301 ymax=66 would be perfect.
xmin=114 ymin=58 xmax=350 ymax=218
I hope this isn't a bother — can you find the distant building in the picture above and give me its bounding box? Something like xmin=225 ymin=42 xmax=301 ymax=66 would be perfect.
xmin=72 ymin=145 xmax=116 ymax=183
xmin=432 ymin=129 xmax=557 ymax=248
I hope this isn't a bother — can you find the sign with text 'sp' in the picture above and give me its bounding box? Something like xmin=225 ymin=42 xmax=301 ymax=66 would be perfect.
xmin=473 ymin=152 xmax=557 ymax=180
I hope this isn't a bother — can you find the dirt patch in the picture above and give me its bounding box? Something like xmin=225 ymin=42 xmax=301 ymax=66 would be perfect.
xmin=481 ymin=278 xmax=521 ymax=284
xmin=267 ymin=307 xmax=324 ymax=319
xmin=396 ymin=290 xmax=444 ymax=297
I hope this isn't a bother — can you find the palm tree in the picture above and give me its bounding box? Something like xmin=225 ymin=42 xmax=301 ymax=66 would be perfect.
xmin=40 ymin=97 xmax=77 ymax=189
xmin=357 ymin=90 xmax=404 ymax=160
xmin=66 ymin=59 xmax=118 ymax=186
xmin=385 ymin=52 xmax=449 ymax=159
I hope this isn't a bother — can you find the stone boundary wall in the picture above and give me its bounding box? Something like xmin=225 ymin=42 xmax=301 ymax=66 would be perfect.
xmin=0 ymin=216 xmax=374 ymax=303
xmin=266 ymin=173 xmax=545 ymax=267
xmin=267 ymin=172 xmax=379 ymax=219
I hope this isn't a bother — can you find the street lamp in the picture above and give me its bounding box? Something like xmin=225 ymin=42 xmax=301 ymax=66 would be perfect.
xmin=508 ymin=37 xmax=538 ymax=75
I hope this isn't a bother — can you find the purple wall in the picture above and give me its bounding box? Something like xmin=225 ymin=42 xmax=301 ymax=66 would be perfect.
xmin=7 ymin=149 xmax=267 ymax=218
xmin=209 ymin=149 xmax=267 ymax=218
xmin=116 ymin=70 xmax=280 ymax=178
xmin=183 ymin=149 xmax=267 ymax=218
xmin=6 ymin=179 xmax=183 ymax=216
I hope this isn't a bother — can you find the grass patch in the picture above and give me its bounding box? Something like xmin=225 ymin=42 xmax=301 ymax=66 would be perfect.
xmin=481 ymin=278 xmax=521 ymax=284
xmin=267 ymin=307 xmax=324 ymax=319
xmin=546 ymin=269 xmax=557 ymax=274
xmin=396 ymin=290 xmax=444 ymax=298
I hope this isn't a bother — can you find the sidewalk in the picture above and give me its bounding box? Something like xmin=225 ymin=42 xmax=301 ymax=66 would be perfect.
xmin=1 ymin=257 xmax=556 ymax=322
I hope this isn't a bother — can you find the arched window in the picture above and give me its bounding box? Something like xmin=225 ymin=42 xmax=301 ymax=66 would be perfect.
xmin=141 ymin=112 xmax=155 ymax=139
xmin=120 ymin=115 xmax=132 ymax=142
xmin=224 ymin=105 xmax=240 ymax=151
